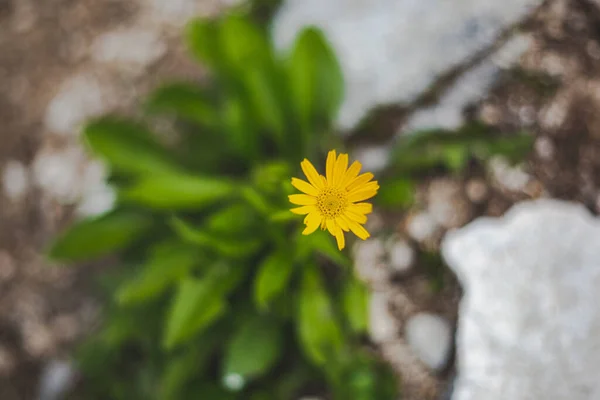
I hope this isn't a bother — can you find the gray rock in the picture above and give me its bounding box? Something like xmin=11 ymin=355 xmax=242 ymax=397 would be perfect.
xmin=405 ymin=312 xmax=453 ymax=371
xmin=273 ymin=0 xmax=542 ymax=130
xmin=441 ymin=199 xmax=600 ymax=400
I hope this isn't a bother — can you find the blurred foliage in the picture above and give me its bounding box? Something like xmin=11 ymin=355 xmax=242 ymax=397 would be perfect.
xmin=50 ymin=11 xmax=396 ymax=400
xmin=375 ymin=121 xmax=534 ymax=209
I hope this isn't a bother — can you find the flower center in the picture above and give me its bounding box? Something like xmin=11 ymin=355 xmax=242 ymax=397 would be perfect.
xmin=317 ymin=188 xmax=348 ymax=219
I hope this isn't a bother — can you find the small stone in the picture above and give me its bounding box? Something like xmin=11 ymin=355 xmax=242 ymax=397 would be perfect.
xmin=534 ymin=136 xmax=554 ymax=160
xmin=2 ymin=160 xmax=29 ymax=201
xmin=0 ymin=345 xmax=16 ymax=376
xmin=22 ymin=322 xmax=54 ymax=357
xmin=405 ymin=211 xmax=440 ymax=242
xmin=405 ymin=312 xmax=452 ymax=371
xmin=91 ymin=28 xmax=167 ymax=73
xmin=51 ymin=314 xmax=79 ymax=342
xmin=353 ymin=238 xmax=388 ymax=285
xmin=37 ymin=360 xmax=75 ymax=400
xmin=488 ymin=156 xmax=530 ymax=192
xmin=465 ymin=179 xmax=489 ymax=204
xmin=368 ymin=290 xmax=398 ymax=343
xmin=44 ymin=73 xmax=114 ymax=136
xmin=427 ymin=179 xmax=473 ymax=229
xmin=386 ymin=236 xmax=415 ymax=273
xmin=32 ymin=146 xmax=85 ymax=204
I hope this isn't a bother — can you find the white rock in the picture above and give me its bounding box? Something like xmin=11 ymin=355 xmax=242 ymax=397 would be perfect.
xmin=404 ymin=35 xmax=531 ymax=133
xmin=91 ymin=28 xmax=167 ymax=71
xmin=368 ymin=290 xmax=398 ymax=343
xmin=405 ymin=313 xmax=452 ymax=371
xmin=352 ymin=145 xmax=390 ymax=174
xmin=386 ymin=237 xmax=415 ymax=273
xmin=273 ymin=0 xmax=542 ymax=130
xmin=75 ymin=161 xmax=115 ymax=217
xmin=441 ymin=199 xmax=600 ymax=400
xmin=2 ymin=160 xmax=30 ymax=201
xmin=44 ymin=73 xmax=113 ymax=136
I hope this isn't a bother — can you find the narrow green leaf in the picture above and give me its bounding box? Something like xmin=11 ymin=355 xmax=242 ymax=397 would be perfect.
xmin=123 ymin=173 xmax=235 ymax=210
xmin=342 ymin=278 xmax=369 ymax=334
xmin=117 ymin=242 xmax=200 ymax=306
xmin=296 ymin=229 xmax=350 ymax=268
xmin=163 ymin=277 xmax=226 ymax=350
xmin=297 ymin=264 xmax=343 ymax=365
xmin=205 ymin=203 xmax=257 ymax=236
xmin=170 ymin=217 xmax=262 ymax=259
xmin=223 ymin=316 xmax=283 ymax=381
xmin=376 ymin=178 xmax=415 ymax=208
xmin=83 ymin=117 xmax=179 ymax=176
xmin=185 ymin=19 xmax=221 ymax=69
xmin=48 ymin=210 xmax=152 ymax=262
xmin=146 ymin=83 xmax=219 ymax=128
xmin=288 ymin=27 xmax=344 ymax=126
xmin=254 ymin=250 xmax=294 ymax=310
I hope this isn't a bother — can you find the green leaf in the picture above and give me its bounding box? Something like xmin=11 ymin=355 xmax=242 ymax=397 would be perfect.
xmin=164 ymin=262 xmax=247 ymax=349
xmin=146 ymin=83 xmax=219 ymax=128
xmin=342 ymin=278 xmax=369 ymax=334
xmin=221 ymin=94 xmax=260 ymax=159
xmin=48 ymin=210 xmax=152 ymax=262
xmin=288 ymin=27 xmax=344 ymax=127
xmin=123 ymin=172 xmax=235 ymax=210
xmin=297 ymin=264 xmax=343 ymax=365
xmin=159 ymin=330 xmax=221 ymax=400
xmin=83 ymin=117 xmax=179 ymax=176
xmin=185 ymin=19 xmax=222 ymax=69
xmin=296 ymin=229 xmax=350 ymax=268
xmin=205 ymin=203 xmax=257 ymax=236
xmin=223 ymin=316 xmax=283 ymax=382
xmin=170 ymin=216 xmax=263 ymax=259
xmin=219 ymin=13 xmax=270 ymax=73
xmin=254 ymin=250 xmax=294 ymax=310
xmin=376 ymin=178 xmax=415 ymax=208
xmin=117 ymin=241 xmax=200 ymax=306
xmin=163 ymin=277 xmax=226 ymax=350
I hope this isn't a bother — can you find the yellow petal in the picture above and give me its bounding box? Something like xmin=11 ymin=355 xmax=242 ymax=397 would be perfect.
xmin=320 ymin=219 xmax=327 ymax=230
xmin=326 ymin=150 xmax=337 ymax=185
xmin=340 ymin=161 xmax=362 ymax=188
xmin=302 ymin=213 xmax=321 ymax=235
xmin=333 ymin=153 xmax=348 ymax=187
xmin=347 ymin=173 xmax=374 ymax=191
xmin=301 ymin=159 xmax=325 ymax=190
xmin=342 ymin=216 xmax=371 ymax=240
xmin=336 ymin=216 xmax=350 ymax=231
xmin=349 ymin=202 xmax=373 ymax=215
xmin=291 ymin=205 xmax=316 ymax=215
xmin=335 ymin=227 xmax=345 ymax=250
xmin=348 ymin=181 xmax=379 ymax=195
xmin=289 ymin=194 xmax=317 ymax=205
xmin=347 ymin=189 xmax=378 ymax=203
xmin=344 ymin=209 xmax=367 ymax=224
xmin=326 ymin=218 xmax=337 ymax=237
xmin=291 ymin=177 xmax=319 ymax=196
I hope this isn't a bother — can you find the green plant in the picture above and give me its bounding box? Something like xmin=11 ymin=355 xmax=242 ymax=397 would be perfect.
xmin=50 ymin=12 xmax=396 ymax=400
xmin=375 ymin=122 xmax=534 ymax=209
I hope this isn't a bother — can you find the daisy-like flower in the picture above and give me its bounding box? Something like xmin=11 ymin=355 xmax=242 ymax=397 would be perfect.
xmin=289 ymin=150 xmax=379 ymax=250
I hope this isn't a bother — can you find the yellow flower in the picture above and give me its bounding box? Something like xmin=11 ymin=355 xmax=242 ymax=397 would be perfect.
xmin=289 ymin=150 xmax=379 ymax=250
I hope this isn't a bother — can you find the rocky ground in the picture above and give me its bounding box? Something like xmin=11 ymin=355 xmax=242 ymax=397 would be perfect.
xmin=2 ymin=0 xmax=600 ymax=399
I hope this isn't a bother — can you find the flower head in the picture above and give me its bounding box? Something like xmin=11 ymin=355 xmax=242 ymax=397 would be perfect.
xmin=289 ymin=150 xmax=379 ymax=250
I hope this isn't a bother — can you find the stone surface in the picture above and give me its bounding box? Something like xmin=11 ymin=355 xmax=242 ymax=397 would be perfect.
xmin=441 ymin=199 xmax=600 ymax=400
xmin=405 ymin=313 xmax=453 ymax=371
xmin=273 ymin=0 xmax=542 ymax=130
xmin=368 ymin=290 xmax=399 ymax=343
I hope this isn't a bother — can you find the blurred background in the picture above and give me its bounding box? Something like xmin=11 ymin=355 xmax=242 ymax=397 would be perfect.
xmin=1 ymin=0 xmax=599 ymax=399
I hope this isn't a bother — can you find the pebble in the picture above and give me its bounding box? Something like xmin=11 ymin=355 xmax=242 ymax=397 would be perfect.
xmin=2 ymin=160 xmax=30 ymax=202
xmin=386 ymin=236 xmax=415 ymax=273
xmin=404 ymin=312 xmax=452 ymax=371
xmin=368 ymin=290 xmax=398 ymax=343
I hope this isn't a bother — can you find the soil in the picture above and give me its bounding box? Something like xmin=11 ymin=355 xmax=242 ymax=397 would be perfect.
xmin=2 ymin=0 xmax=600 ymax=399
